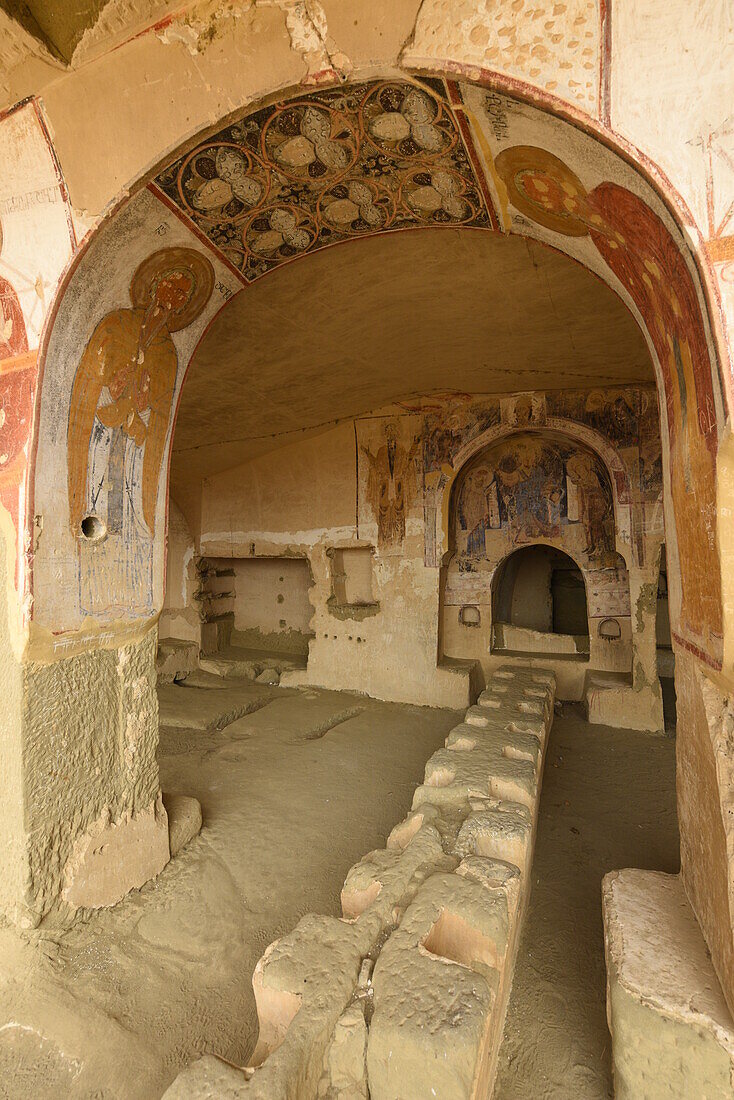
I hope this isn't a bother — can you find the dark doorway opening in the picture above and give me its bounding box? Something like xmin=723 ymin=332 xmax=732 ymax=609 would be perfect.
xmin=492 ymin=545 xmax=589 ymax=656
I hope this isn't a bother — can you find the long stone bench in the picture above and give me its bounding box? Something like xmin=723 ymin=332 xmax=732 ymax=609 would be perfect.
xmin=603 ymin=868 xmax=734 ymax=1098
xmin=163 ymin=665 xmax=556 ymax=1099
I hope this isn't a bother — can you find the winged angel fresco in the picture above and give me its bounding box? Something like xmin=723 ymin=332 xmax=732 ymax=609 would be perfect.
xmin=67 ymin=247 xmax=213 ymax=617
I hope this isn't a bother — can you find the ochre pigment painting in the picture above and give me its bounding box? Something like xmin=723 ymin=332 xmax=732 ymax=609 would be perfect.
xmin=0 ymin=217 xmax=34 ymax=571
xmin=361 ymin=422 xmax=421 ymax=549
xmin=423 ymin=395 xmax=502 ymax=474
xmin=0 ymin=221 xmax=28 ymax=362
xmin=67 ymin=247 xmax=214 ymax=618
xmin=154 ymin=79 xmax=495 ymax=282
xmin=0 ymin=351 xmax=37 ymax=585
xmin=453 ymin=432 xmax=616 ymax=570
xmin=495 ymin=145 xmax=722 ymax=653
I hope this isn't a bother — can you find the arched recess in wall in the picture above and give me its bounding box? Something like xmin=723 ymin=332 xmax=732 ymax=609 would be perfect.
xmin=25 ymin=70 xmax=725 ymax=679
xmin=439 ymin=427 xmax=632 ymax=674
xmin=492 ymin=544 xmax=590 ymax=651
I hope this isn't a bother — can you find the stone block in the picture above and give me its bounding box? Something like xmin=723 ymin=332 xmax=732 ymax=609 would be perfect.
xmin=61 ymin=795 xmax=169 ymax=910
xmin=455 ymin=802 xmax=533 ymax=874
xmin=367 ymin=871 xmax=506 ymax=1100
xmin=603 ymin=869 xmax=734 ymax=1098
xmin=419 ymin=727 xmax=539 ymax=810
xmin=585 ymin=675 xmax=664 ymax=734
xmin=156 ymin=638 xmax=199 ymax=684
xmin=317 ymin=1003 xmax=368 ymax=1099
xmin=341 ymin=820 xmax=455 ymax=919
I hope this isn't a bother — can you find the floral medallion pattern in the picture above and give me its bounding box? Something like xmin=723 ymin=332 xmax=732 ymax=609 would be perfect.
xmin=153 ymin=79 xmax=494 ymax=282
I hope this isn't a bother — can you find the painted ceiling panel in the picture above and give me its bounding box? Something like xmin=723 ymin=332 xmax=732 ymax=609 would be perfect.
xmin=153 ymin=77 xmax=497 ymax=282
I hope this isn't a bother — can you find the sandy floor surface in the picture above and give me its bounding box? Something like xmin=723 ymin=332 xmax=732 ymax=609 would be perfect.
xmin=0 ymin=677 xmax=458 ymax=1099
xmin=494 ymin=703 xmax=679 ymax=1099
xmin=0 ymin=675 xmax=680 ymax=1100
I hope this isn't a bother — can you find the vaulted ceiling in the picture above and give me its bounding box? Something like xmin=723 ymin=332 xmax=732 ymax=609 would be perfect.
xmin=170 ymin=226 xmax=654 ymax=498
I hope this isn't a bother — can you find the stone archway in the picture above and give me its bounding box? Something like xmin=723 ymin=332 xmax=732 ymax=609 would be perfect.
xmin=2 ymin=67 xmax=731 ymax=1021
xmin=492 ymin=543 xmax=590 ymax=646
xmin=438 ymin=424 xmax=642 ymax=704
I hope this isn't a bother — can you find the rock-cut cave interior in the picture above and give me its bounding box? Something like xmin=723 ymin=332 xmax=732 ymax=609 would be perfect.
xmin=0 ymin=3 xmax=732 ymax=1098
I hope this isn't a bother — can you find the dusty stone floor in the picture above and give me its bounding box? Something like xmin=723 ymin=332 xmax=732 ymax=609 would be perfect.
xmin=0 ymin=676 xmax=458 ymax=1099
xmin=495 ymin=700 xmax=679 ymax=1099
xmin=0 ymin=674 xmax=680 ymax=1100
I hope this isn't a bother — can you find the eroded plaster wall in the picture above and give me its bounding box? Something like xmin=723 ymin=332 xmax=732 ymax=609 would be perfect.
xmin=0 ymin=524 xmax=25 ymax=924
xmin=17 ymin=629 xmax=166 ymax=925
xmin=226 ymin=554 xmax=312 ymax=642
xmin=200 ymin=416 xmax=460 ymax=706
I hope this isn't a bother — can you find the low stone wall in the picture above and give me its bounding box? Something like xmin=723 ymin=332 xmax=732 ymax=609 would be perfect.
xmin=163 ymin=665 xmax=555 ymax=1100
xmin=603 ymin=868 xmax=734 ymax=1098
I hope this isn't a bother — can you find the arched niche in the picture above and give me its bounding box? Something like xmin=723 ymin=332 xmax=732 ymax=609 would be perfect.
xmin=1 ymin=57 xmax=731 ymax=1019
xmin=440 ymin=429 xmax=632 ymax=691
xmin=492 ymin=544 xmax=590 ymax=650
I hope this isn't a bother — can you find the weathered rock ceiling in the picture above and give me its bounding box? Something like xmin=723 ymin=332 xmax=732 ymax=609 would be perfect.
xmin=171 ymin=228 xmax=654 ymax=487
xmin=0 ymin=0 xmax=185 ymax=64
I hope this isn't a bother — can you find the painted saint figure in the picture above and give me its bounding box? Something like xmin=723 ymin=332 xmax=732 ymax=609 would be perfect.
xmin=495 ymin=145 xmax=723 ymax=650
xmin=0 ymin=220 xmax=29 ymax=362
xmin=565 ymin=450 xmax=615 ymax=564
xmin=67 ymin=247 xmax=214 ymax=618
xmin=362 ymin=423 xmax=420 ymax=548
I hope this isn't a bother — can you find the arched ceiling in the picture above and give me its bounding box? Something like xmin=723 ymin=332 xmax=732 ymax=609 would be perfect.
xmin=171 ymin=226 xmax=654 ymax=492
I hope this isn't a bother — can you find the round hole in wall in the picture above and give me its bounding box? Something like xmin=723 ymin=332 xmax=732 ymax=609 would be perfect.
xmin=277 ymin=594 xmax=284 ymax=603
xmin=80 ymin=514 xmax=107 ymax=542
xmin=598 ymin=617 xmax=621 ymax=639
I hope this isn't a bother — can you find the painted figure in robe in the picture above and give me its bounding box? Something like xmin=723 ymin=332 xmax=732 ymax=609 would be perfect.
xmin=0 ymin=221 xmax=28 ymax=362
xmin=495 ymin=145 xmax=722 ymax=652
xmin=67 ymin=247 xmax=213 ymax=618
xmin=362 ymin=422 xmax=420 ymax=548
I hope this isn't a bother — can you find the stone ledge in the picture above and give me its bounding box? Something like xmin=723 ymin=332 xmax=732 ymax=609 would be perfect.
xmin=156 ymin=639 xmax=199 ymax=684
xmin=61 ymin=796 xmax=170 ymax=910
xmin=603 ymin=868 xmax=734 ymax=1099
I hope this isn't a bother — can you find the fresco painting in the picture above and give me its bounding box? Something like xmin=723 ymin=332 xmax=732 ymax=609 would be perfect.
xmin=361 ymin=421 xmax=421 ymax=549
xmin=423 ymin=394 xmax=501 ymax=474
xmin=154 ymin=79 xmax=494 ymax=283
xmin=500 ymin=392 xmax=547 ymax=429
xmin=67 ymin=247 xmax=214 ymax=619
xmin=0 ymin=221 xmax=28 ymax=361
xmin=0 ymin=221 xmax=33 ymax=580
xmin=454 ymin=432 xmax=616 ymax=571
xmin=549 ymin=387 xmax=641 ymax=453
xmin=0 ymin=351 xmax=37 ymax=586
xmin=0 ymin=101 xmax=75 ymax=595
xmin=494 ymin=144 xmax=722 ymax=651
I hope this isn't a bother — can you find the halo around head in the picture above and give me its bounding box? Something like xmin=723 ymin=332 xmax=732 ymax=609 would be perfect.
xmin=494 ymin=145 xmax=589 ymax=238
xmin=131 ymin=247 xmax=215 ymax=331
